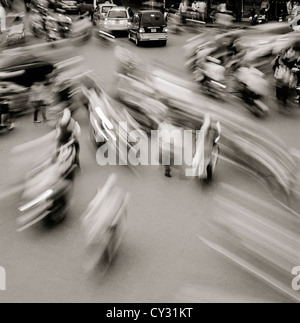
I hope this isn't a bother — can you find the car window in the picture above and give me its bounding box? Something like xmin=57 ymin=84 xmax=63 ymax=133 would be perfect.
xmin=108 ymin=10 xmax=127 ymax=18
xmin=101 ymin=6 xmax=113 ymax=13
xmin=141 ymin=12 xmax=164 ymax=26
xmin=128 ymin=8 xmax=134 ymax=18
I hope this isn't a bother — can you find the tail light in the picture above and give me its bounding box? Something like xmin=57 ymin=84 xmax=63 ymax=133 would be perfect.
xmin=139 ymin=27 xmax=145 ymax=33
xmin=163 ymin=27 xmax=168 ymax=33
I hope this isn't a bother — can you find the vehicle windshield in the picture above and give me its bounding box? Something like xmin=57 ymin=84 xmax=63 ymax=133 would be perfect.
xmin=102 ymin=6 xmax=113 ymax=13
xmin=141 ymin=12 xmax=164 ymax=26
xmin=108 ymin=10 xmax=127 ymax=18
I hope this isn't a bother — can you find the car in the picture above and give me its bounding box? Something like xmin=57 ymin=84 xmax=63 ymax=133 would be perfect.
xmin=100 ymin=6 xmax=134 ymax=33
xmin=128 ymin=10 xmax=168 ymax=46
xmin=94 ymin=2 xmax=117 ymax=23
xmin=142 ymin=0 xmax=165 ymax=12
xmin=77 ymin=0 xmax=116 ymax=15
xmin=52 ymin=0 xmax=79 ymax=14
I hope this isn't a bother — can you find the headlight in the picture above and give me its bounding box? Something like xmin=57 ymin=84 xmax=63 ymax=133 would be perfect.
xmin=19 ymin=189 xmax=53 ymax=212
xmin=163 ymin=27 xmax=168 ymax=33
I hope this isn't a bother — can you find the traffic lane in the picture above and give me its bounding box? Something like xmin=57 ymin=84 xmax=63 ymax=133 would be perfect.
xmin=0 ymin=107 xmax=293 ymax=303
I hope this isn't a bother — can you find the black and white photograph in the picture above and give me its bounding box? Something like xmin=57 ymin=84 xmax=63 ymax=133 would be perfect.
xmin=0 ymin=0 xmax=300 ymax=305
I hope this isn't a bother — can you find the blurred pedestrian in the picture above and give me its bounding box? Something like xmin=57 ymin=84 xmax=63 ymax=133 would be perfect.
xmin=260 ymin=0 xmax=270 ymax=13
xmin=158 ymin=117 xmax=183 ymax=178
xmin=287 ymin=0 xmax=293 ymax=15
xmin=179 ymin=0 xmax=188 ymax=23
xmin=218 ymin=1 xmax=226 ymax=13
xmin=0 ymin=3 xmax=6 ymax=33
xmin=274 ymin=56 xmax=291 ymax=109
xmin=31 ymin=82 xmax=48 ymax=123
xmin=195 ymin=0 xmax=206 ymax=21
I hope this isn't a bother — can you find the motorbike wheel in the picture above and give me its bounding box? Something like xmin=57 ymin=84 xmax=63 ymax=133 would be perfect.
xmin=135 ymin=37 xmax=140 ymax=47
xmin=47 ymin=195 xmax=67 ymax=224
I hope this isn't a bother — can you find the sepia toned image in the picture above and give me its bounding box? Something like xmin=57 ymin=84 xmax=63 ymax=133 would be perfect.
xmin=0 ymin=0 xmax=299 ymax=304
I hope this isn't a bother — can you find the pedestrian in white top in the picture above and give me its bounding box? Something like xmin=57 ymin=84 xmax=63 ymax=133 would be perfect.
xmin=0 ymin=4 xmax=6 ymax=33
xmin=197 ymin=0 xmax=207 ymax=21
xmin=287 ymin=0 xmax=293 ymax=15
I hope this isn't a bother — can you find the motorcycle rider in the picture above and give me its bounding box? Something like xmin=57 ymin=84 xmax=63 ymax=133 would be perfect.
xmin=56 ymin=108 xmax=81 ymax=169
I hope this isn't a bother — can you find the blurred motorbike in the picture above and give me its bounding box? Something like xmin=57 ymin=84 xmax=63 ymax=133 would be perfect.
xmin=29 ymin=8 xmax=72 ymax=41
xmin=234 ymin=66 xmax=269 ymax=117
xmin=17 ymin=158 xmax=75 ymax=231
xmin=249 ymin=8 xmax=268 ymax=25
xmin=82 ymin=174 xmax=129 ymax=272
xmin=18 ymin=120 xmax=79 ymax=230
xmin=194 ymin=56 xmax=227 ymax=99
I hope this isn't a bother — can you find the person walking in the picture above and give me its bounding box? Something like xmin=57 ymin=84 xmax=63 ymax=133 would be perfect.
xmin=287 ymin=0 xmax=293 ymax=15
xmin=196 ymin=0 xmax=207 ymax=21
xmin=31 ymin=82 xmax=48 ymax=123
xmin=260 ymin=0 xmax=270 ymax=15
xmin=179 ymin=0 xmax=188 ymax=24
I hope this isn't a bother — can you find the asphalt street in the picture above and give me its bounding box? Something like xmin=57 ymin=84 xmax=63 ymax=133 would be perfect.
xmin=0 ymin=6 xmax=300 ymax=303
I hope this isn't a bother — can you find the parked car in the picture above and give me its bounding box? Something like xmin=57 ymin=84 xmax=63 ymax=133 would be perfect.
xmin=128 ymin=10 xmax=168 ymax=46
xmin=100 ymin=6 xmax=134 ymax=33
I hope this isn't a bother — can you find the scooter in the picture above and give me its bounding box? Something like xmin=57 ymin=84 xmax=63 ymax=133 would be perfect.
xmin=249 ymin=8 xmax=258 ymax=25
xmin=249 ymin=8 xmax=267 ymax=25
xmin=17 ymin=139 xmax=78 ymax=231
xmin=234 ymin=66 xmax=269 ymax=117
xmin=194 ymin=57 xmax=227 ymax=100
xmin=82 ymin=174 xmax=128 ymax=272
xmin=239 ymin=83 xmax=269 ymax=117
xmin=85 ymin=87 xmax=116 ymax=148
xmin=257 ymin=8 xmax=268 ymax=24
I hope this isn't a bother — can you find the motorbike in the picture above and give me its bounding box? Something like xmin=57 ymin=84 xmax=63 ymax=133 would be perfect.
xmin=239 ymin=83 xmax=269 ymax=117
xmin=82 ymin=174 xmax=129 ymax=272
xmin=278 ymin=9 xmax=286 ymax=22
xmin=249 ymin=8 xmax=258 ymax=25
xmin=249 ymin=8 xmax=267 ymax=25
xmin=17 ymin=138 xmax=78 ymax=231
xmin=29 ymin=8 xmax=72 ymax=41
xmin=194 ymin=57 xmax=227 ymax=99
xmin=234 ymin=66 xmax=269 ymax=117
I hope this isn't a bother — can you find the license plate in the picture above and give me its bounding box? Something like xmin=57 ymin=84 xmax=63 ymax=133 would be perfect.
xmin=151 ymin=29 xmax=156 ymax=33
